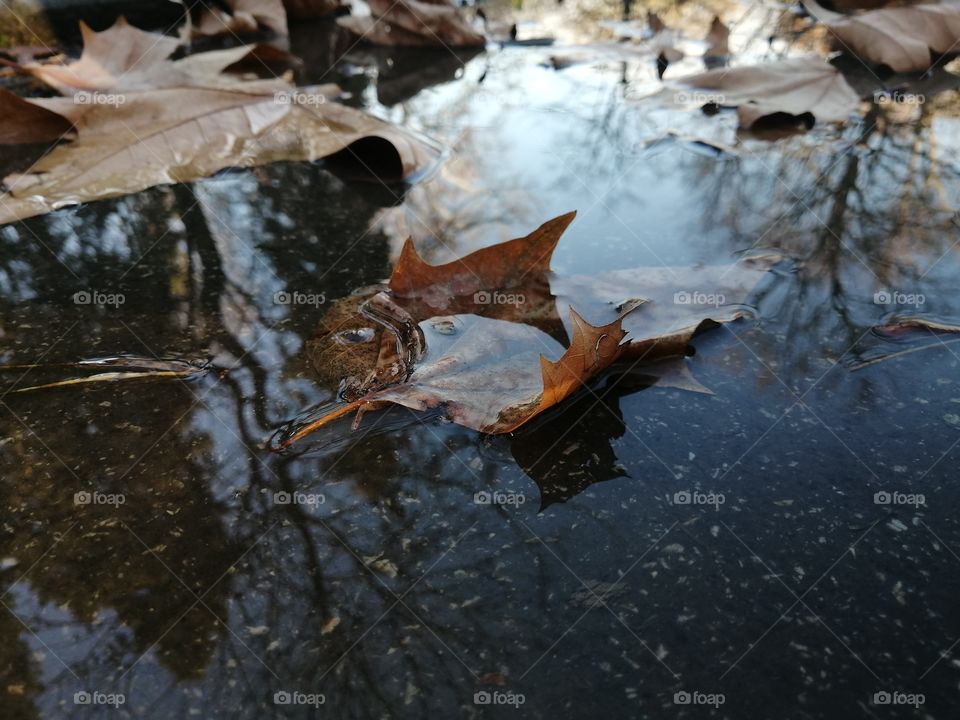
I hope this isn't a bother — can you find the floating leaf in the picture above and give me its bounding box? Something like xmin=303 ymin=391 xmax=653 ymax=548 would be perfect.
xmin=279 ymin=214 xmax=780 ymax=447
xmin=805 ymin=0 xmax=960 ymax=72
xmin=0 ymin=85 xmax=440 ymax=223
xmin=670 ymin=57 xmax=861 ymax=128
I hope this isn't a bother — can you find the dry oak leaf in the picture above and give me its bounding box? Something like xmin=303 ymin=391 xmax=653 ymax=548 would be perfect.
xmin=337 ymin=0 xmax=485 ymax=47
xmin=672 ymin=57 xmax=861 ymax=127
xmin=306 ymin=213 xmax=573 ymax=399
xmin=389 ymin=211 xmax=571 ymax=306
xmin=286 ymin=308 xmax=628 ymax=443
xmin=279 ymin=214 xmax=778 ymax=446
xmin=805 ymin=0 xmax=960 ymax=72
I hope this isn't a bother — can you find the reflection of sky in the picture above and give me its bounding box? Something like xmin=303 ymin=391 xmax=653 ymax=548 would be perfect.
xmin=4 ymin=4 xmax=960 ymax=718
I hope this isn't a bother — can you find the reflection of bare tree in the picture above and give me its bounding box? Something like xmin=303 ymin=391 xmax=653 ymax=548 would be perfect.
xmin=0 ymin=153 xmax=632 ymax=719
xmin=667 ymin=90 xmax=960 ymax=377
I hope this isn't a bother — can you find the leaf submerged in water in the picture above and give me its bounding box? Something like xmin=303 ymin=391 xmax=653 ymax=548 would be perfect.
xmin=276 ymin=212 xmax=781 ymax=447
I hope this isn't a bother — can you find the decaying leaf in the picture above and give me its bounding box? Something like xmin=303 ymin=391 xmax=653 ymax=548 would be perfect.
xmin=308 ymin=212 xmax=571 ymax=398
xmin=337 ymin=0 xmax=486 ymax=47
xmin=805 ymin=0 xmax=960 ymax=72
xmin=278 ymin=214 xmax=779 ymax=447
xmin=194 ymin=0 xmax=289 ymax=38
xmin=671 ymin=57 xmax=861 ymax=128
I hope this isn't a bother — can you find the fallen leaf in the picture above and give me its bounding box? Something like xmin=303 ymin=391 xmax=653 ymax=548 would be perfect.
xmin=0 ymin=84 xmax=440 ymax=223
xmin=308 ymin=213 xmax=571 ymax=398
xmin=388 ymin=211 xmax=570 ymax=306
xmin=337 ymin=0 xmax=486 ymax=47
xmin=278 ymin=214 xmax=779 ymax=446
xmin=195 ymin=0 xmax=289 ymax=38
xmin=493 ymin=308 xmax=628 ymax=432
xmin=24 ymin=17 xmax=179 ymax=91
xmin=670 ymin=57 xmax=862 ymax=128
xmin=23 ymin=18 xmax=285 ymax=92
xmin=2 ymin=17 xmax=441 ymax=223
xmin=805 ymin=0 xmax=960 ymax=72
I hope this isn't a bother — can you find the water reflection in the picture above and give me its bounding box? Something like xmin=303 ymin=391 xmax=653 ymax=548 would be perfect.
xmin=2 ymin=3 xmax=960 ymax=718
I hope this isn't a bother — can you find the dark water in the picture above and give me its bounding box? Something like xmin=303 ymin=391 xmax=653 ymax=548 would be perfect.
xmin=2 ymin=3 xmax=960 ymax=718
